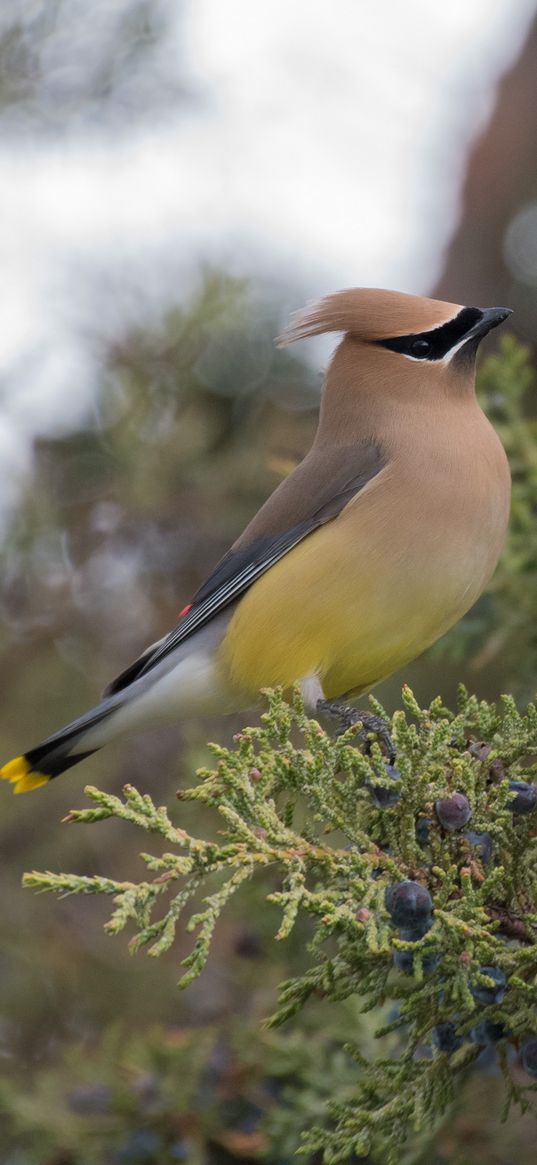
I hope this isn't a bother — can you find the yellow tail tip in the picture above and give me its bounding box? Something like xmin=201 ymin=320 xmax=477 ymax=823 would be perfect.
xmin=0 ymin=756 xmax=49 ymax=794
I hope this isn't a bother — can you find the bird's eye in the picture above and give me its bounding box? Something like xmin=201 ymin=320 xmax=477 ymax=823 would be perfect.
xmin=411 ymin=338 xmax=432 ymax=358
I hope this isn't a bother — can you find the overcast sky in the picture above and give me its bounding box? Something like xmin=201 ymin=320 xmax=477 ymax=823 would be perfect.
xmin=0 ymin=0 xmax=535 ymax=520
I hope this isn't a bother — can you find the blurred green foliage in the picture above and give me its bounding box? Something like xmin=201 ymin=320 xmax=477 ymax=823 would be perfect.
xmin=470 ymin=337 xmax=537 ymax=694
xmin=1 ymin=276 xmax=537 ymax=1163
xmin=1 ymin=1007 xmax=380 ymax=1165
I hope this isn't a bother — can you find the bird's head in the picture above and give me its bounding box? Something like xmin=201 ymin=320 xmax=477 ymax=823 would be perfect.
xmin=277 ymin=288 xmax=512 ymax=374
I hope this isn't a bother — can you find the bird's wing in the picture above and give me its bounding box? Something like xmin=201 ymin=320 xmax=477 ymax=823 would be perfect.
xmin=104 ymin=441 xmax=387 ymax=695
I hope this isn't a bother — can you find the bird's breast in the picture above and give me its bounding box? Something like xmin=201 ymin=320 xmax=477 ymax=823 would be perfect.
xmin=218 ymin=409 xmax=510 ymax=701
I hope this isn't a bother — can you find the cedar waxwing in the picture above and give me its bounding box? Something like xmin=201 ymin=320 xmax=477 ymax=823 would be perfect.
xmin=1 ymin=288 xmax=512 ymax=794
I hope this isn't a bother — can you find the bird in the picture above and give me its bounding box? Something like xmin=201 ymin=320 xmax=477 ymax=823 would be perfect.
xmin=1 ymin=287 xmax=512 ymax=794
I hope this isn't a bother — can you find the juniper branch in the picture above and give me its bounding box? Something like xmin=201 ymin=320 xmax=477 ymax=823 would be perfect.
xmin=22 ymin=684 xmax=537 ymax=1162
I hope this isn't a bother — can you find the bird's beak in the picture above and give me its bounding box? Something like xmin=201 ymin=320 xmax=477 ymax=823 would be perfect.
xmin=468 ymin=306 xmax=513 ymax=342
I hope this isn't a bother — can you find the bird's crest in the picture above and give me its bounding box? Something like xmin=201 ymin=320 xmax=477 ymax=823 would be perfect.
xmin=276 ymin=288 xmax=462 ymax=347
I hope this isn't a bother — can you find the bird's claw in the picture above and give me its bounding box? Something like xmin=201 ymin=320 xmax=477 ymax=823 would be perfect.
xmin=317 ymin=699 xmax=396 ymax=763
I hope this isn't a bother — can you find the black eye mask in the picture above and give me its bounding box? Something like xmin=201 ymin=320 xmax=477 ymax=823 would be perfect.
xmin=376 ymin=307 xmax=482 ymax=361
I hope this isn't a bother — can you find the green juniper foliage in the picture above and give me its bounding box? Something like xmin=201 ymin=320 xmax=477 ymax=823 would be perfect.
xmin=25 ymin=685 xmax=537 ymax=1164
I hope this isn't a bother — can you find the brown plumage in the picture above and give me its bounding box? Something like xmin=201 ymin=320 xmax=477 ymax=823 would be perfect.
xmin=1 ymin=288 xmax=512 ymax=792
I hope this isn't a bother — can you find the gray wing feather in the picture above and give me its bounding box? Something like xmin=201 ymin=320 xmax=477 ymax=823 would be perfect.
xmin=104 ymin=441 xmax=386 ymax=693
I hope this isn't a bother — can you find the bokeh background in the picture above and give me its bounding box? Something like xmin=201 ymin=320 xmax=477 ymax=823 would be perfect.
xmin=2 ymin=2 xmax=537 ymax=1162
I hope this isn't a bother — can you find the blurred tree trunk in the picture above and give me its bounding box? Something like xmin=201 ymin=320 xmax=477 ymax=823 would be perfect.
xmin=434 ymin=14 xmax=537 ymax=333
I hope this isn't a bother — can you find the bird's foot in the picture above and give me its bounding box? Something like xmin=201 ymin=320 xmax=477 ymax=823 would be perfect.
xmin=317 ymin=699 xmax=396 ymax=763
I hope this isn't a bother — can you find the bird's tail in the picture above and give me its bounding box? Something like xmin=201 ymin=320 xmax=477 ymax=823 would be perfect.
xmin=0 ymin=698 xmax=116 ymax=794
xmin=1 ymin=633 xmax=230 ymax=794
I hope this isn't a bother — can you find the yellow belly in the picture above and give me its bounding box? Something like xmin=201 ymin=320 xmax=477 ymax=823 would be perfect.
xmin=217 ymin=465 xmax=507 ymax=702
